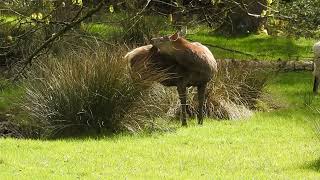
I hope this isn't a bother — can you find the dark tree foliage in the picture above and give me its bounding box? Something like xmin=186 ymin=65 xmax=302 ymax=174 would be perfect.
xmin=0 ymin=0 xmax=104 ymax=72
xmin=276 ymin=0 xmax=320 ymax=37
xmin=147 ymin=0 xmax=269 ymax=35
xmin=214 ymin=0 xmax=268 ymax=35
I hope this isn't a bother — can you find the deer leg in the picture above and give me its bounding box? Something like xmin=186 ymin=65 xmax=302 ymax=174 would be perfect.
xmin=197 ymin=83 xmax=207 ymax=125
xmin=313 ymin=75 xmax=319 ymax=95
xmin=177 ymin=84 xmax=187 ymax=126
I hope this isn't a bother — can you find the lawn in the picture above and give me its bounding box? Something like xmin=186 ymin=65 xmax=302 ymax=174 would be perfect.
xmin=86 ymin=24 xmax=316 ymax=61
xmin=188 ymin=33 xmax=316 ymax=61
xmin=1 ymin=13 xmax=316 ymax=61
xmin=1 ymin=72 xmax=320 ymax=179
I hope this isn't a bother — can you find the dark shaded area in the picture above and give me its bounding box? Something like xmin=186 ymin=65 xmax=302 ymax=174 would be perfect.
xmin=304 ymin=158 xmax=320 ymax=172
xmin=215 ymin=0 xmax=268 ymax=35
xmin=0 ymin=115 xmax=41 ymax=139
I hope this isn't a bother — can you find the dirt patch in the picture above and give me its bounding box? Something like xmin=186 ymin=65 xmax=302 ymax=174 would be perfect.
xmin=0 ymin=114 xmax=24 ymax=138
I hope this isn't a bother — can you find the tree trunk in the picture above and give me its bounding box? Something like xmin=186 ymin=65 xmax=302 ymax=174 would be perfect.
xmin=217 ymin=0 xmax=268 ymax=35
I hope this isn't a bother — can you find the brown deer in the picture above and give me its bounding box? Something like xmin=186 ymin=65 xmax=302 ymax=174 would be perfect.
xmin=125 ymin=32 xmax=217 ymax=126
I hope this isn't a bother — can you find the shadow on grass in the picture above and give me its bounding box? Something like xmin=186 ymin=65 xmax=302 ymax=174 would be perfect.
xmin=0 ymin=119 xmax=180 ymax=141
xmin=51 ymin=125 xmax=179 ymax=141
xmin=190 ymin=33 xmax=314 ymax=61
xmin=304 ymin=158 xmax=320 ymax=172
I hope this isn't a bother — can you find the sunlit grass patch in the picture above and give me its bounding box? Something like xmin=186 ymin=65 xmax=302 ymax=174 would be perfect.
xmin=0 ymin=110 xmax=319 ymax=178
xmin=82 ymin=23 xmax=120 ymax=38
xmin=189 ymin=34 xmax=316 ymax=61
xmin=0 ymin=15 xmax=17 ymax=23
xmin=1 ymin=72 xmax=320 ymax=178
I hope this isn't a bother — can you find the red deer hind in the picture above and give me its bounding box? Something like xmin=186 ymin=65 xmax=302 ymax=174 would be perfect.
xmin=125 ymin=31 xmax=217 ymax=126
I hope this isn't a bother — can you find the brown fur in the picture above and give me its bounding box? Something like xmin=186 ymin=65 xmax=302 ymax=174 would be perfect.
xmin=126 ymin=32 xmax=217 ymax=126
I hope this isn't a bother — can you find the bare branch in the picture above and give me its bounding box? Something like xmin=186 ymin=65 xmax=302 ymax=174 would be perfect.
xmin=152 ymin=0 xmax=179 ymax=8
xmin=13 ymin=1 xmax=106 ymax=81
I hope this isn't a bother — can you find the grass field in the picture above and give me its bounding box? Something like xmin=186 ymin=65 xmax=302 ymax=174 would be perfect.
xmin=84 ymin=23 xmax=316 ymax=61
xmin=1 ymin=13 xmax=316 ymax=61
xmin=188 ymin=33 xmax=316 ymax=61
xmin=1 ymin=72 xmax=320 ymax=179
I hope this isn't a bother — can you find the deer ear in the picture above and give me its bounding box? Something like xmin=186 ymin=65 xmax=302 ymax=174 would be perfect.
xmin=169 ymin=32 xmax=179 ymax=41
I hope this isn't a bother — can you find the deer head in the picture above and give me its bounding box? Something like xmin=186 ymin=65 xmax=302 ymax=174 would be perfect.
xmin=150 ymin=31 xmax=182 ymax=54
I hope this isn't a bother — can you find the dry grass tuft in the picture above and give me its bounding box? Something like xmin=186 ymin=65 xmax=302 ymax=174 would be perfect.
xmin=170 ymin=59 xmax=271 ymax=120
xmin=206 ymin=59 xmax=269 ymax=119
xmin=22 ymin=46 xmax=171 ymax=138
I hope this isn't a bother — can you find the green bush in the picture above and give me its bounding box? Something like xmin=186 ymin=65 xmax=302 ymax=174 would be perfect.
xmin=23 ymin=47 xmax=170 ymax=138
xmin=118 ymin=15 xmax=169 ymax=44
xmin=175 ymin=59 xmax=271 ymax=120
xmin=206 ymin=60 xmax=269 ymax=119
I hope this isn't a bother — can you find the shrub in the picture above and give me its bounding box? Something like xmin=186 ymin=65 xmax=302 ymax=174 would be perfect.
xmin=117 ymin=15 xmax=169 ymax=44
xmin=172 ymin=59 xmax=271 ymax=120
xmin=206 ymin=59 xmax=270 ymax=119
xmin=23 ymin=47 xmax=170 ymax=138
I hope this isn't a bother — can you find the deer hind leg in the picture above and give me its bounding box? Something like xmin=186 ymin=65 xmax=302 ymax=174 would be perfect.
xmin=177 ymin=83 xmax=187 ymax=126
xmin=197 ymin=83 xmax=207 ymax=125
xmin=314 ymin=75 xmax=319 ymax=95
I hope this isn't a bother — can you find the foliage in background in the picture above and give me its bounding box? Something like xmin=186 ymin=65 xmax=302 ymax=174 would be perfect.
xmin=189 ymin=33 xmax=315 ymax=61
xmin=272 ymin=0 xmax=320 ymax=38
xmin=119 ymin=15 xmax=169 ymax=44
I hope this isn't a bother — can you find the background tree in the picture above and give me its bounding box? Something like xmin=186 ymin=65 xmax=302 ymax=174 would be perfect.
xmin=274 ymin=0 xmax=320 ymax=37
xmin=216 ymin=0 xmax=270 ymax=35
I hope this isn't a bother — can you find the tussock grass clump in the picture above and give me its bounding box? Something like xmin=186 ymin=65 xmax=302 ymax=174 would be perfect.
xmin=23 ymin=47 xmax=170 ymax=138
xmin=176 ymin=59 xmax=270 ymax=120
xmin=206 ymin=59 xmax=269 ymax=119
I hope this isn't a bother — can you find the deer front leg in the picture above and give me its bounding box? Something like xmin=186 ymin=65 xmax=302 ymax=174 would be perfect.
xmin=197 ymin=83 xmax=207 ymax=125
xmin=177 ymin=84 xmax=187 ymax=126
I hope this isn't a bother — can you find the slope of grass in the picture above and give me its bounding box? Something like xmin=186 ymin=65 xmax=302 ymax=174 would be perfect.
xmin=1 ymin=13 xmax=317 ymax=61
xmin=82 ymin=20 xmax=316 ymax=61
xmin=1 ymin=72 xmax=320 ymax=179
xmin=188 ymin=33 xmax=316 ymax=61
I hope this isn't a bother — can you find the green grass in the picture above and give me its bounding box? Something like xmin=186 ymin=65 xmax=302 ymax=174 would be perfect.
xmin=0 ymin=82 xmax=24 ymax=113
xmin=188 ymin=33 xmax=316 ymax=61
xmin=83 ymin=22 xmax=316 ymax=61
xmin=0 ymin=15 xmax=17 ymax=23
xmin=1 ymin=72 xmax=320 ymax=178
xmin=82 ymin=23 xmax=120 ymax=38
xmin=3 ymin=13 xmax=316 ymax=61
